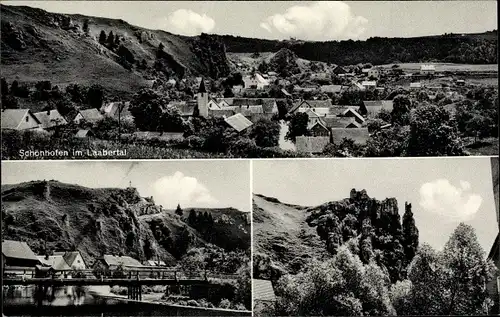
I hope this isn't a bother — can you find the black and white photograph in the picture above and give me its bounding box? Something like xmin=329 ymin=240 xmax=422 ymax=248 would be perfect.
xmin=0 ymin=1 xmax=497 ymax=159
xmin=1 ymin=160 xmax=251 ymax=316
xmin=252 ymin=157 xmax=499 ymax=316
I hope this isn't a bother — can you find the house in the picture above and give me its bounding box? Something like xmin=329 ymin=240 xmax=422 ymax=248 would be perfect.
xmin=2 ymin=240 xmax=41 ymax=268
xmin=209 ymin=109 xmax=235 ymax=118
xmin=225 ymin=113 xmax=253 ymax=132
xmin=308 ymin=121 xmax=330 ymax=137
xmin=332 ymin=65 xmax=348 ymax=75
xmin=1 ymin=109 xmax=42 ymax=131
xmin=37 ymin=254 xmax=72 ymax=276
xmin=75 ymin=129 xmax=95 ymax=138
xmin=34 ymin=109 xmax=67 ymax=130
xmin=293 ymin=85 xmax=317 ymax=93
xmin=331 ymin=128 xmax=370 ymax=145
xmin=232 ymin=85 xmax=244 ymax=94
xmin=289 ymin=100 xmax=333 ymax=114
xmin=420 ymin=64 xmax=436 ymax=75
xmin=101 ymin=101 xmax=132 ymax=121
xmin=53 ymin=251 xmax=87 ymax=270
xmin=281 ymin=88 xmax=292 ymax=98
xmin=304 ymin=109 xmax=322 ymax=126
xmin=92 ymin=255 xmax=145 ymax=274
xmin=342 ymin=107 xmax=365 ymax=124
xmin=207 ymin=99 xmax=221 ymax=110
xmin=361 ymin=81 xmax=377 ymax=90
xmin=320 ymin=85 xmax=343 ymax=94
xmin=243 ymin=74 xmax=269 ymax=90
xmin=349 ymin=81 xmax=366 ymax=91
xmin=456 ymin=79 xmax=466 ymax=86
xmin=253 ymin=279 xmax=276 ymax=312
xmin=410 ymin=82 xmax=422 ymax=89
xmin=361 ymin=100 xmax=394 ymax=116
xmin=321 ymin=116 xmax=362 ymax=129
xmin=368 ymin=68 xmax=380 ymax=79
xmin=296 ymin=136 xmax=330 ymax=153
xmin=73 ymin=108 xmax=104 ymax=124
xmin=145 ymin=260 xmax=167 ymax=267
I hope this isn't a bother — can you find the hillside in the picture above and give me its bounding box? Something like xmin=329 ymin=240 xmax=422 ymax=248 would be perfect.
xmin=253 ymin=190 xmax=419 ymax=283
xmin=0 ymin=4 xmax=230 ymax=98
xmin=1 ymin=180 xmax=249 ymax=266
xmin=219 ymin=31 xmax=498 ymax=65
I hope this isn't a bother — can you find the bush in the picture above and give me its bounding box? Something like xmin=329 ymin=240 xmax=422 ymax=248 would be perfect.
xmin=187 ymin=299 xmax=200 ymax=307
xmin=219 ymin=298 xmax=232 ymax=309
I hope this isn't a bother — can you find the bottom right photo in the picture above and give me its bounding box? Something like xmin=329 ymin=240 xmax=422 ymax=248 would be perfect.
xmin=252 ymin=157 xmax=499 ymax=316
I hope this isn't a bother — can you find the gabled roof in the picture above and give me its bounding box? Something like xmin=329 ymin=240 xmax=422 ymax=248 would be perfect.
xmin=209 ymin=109 xmax=235 ymax=118
xmin=420 ymin=64 xmax=436 ymax=71
xmin=362 ymin=100 xmax=394 ymax=114
xmin=37 ymin=255 xmax=72 ymax=270
xmin=225 ymin=113 xmax=253 ymax=132
xmin=304 ymin=108 xmax=321 ymax=118
xmin=308 ymin=120 xmax=329 ymax=131
xmin=146 ymin=260 xmax=167 ymax=266
xmin=77 ymin=108 xmax=104 ymax=122
xmin=34 ymin=109 xmax=68 ymax=129
xmin=342 ymin=107 xmax=365 ymax=123
xmin=289 ymin=100 xmax=334 ymax=113
xmin=320 ymin=85 xmax=343 ymax=93
xmin=253 ymin=279 xmax=276 ymax=302
xmin=410 ymin=82 xmax=422 ymax=88
xmin=321 ymin=116 xmax=360 ymax=129
xmin=75 ymin=129 xmax=93 ymax=138
xmin=296 ymin=136 xmax=330 ymax=153
xmin=1 ymin=109 xmax=41 ymax=129
xmin=2 ymin=240 xmax=40 ymax=262
xmin=361 ymin=81 xmax=377 ymax=86
xmin=100 ymin=255 xmax=144 ymax=268
xmin=102 ymin=101 xmax=131 ymax=119
xmin=331 ymin=128 xmax=369 ymax=145
xmin=234 ymin=105 xmax=264 ymax=116
xmin=281 ymin=88 xmax=292 ymax=97
xmin=53 ymin=251 xmax=84 ymax=267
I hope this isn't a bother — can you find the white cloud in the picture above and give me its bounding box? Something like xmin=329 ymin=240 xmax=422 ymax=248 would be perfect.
xmin=260 ymin=1 xmax=368 ymax=41
xmin=419 ymin=179 xmax=483 ymax=222
xmin=152 ymin=172 xmax=218 ymax=208
xmin=162 ymin=9 xmax=215 ymax=36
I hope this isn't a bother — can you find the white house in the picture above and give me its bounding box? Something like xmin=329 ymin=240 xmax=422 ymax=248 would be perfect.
xmin=73 ymin=108 xmax=104 ymax=124
xmin=243 ymin=74 xmax=269 ymax=90
xmin=420 ymin=64 xmax=436 ymax=75
xmin=410 ymin=82 xmax=422 ymax=89
xmin=361 ymin=81 xmax=377 ymax=90
xmin=368 ymin=68 xmax=380 ymax=79
xmin=1 ymin=109 xmax=42 ymax=131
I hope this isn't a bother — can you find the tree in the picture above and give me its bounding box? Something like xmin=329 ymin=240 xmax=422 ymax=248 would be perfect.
xmin=87 ymin=84 xmax=105 ymax=109
xmin=107 ymin=31 xmax=115 ymax=48
xmin=158 ymin=105 xmax=184 ymax=132
xmin=188 ymin=209 xmax=197 ymax=225
xmin=175 ymin=204 xmax=183 ymax=216
xmin=407 ymin=104 xmax=464 ymax=156
xmin=249 ymin=118 xmax=280 ymax=147
xmin=129 ymin=89 xmax=168 ymax=131
xmin=285 ymin=112 xmax=310 ymax=143
xmin=276 ymin=100 xmax=288 ymax=119
xmin=82 ymin=19 xmax=90 ymax=35
xmin=465 ymin=112 xmax=491 ymax=143
xmin=98 ymin=30 xmax=107 ymax=45
xmin=391 ymin=95 xmax=412 ymax=125
xmin=1 ymin=78 xmax=9 ymax=96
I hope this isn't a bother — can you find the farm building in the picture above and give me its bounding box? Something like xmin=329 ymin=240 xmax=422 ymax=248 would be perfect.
xmin=101 ymin=101 xmax=132 ymax=121
xmin=2 ymin=240 xmax=41 ymax=268
xmin=420 ymin=64 xmax=436 ymax=75
xmin=308 ymin=121 xmax=330 ymax=137
xmin=243 ymin=74 xmax=269 ymax=90
xmin=360 ymin=100 xmax=394 ymax=116
xmin=53 ymin=251 xmax=87 ymax=270
xmin=37 ymin=254 xmax=72 ymax=275
xmin=75 ymin=129 xmax=95 ymax=138
xmin=1 ymin=109 xmax=42 ymax=131
xmin=225 ymin=113 xmax=253 ymax=132
xmin=321 ymin=117 xmax=362 ymax=129
xmin=92 ymin=255 xmax=145 ymax=274
xmin=320 ymin=85 xmax=343 ymax=93
xmin=296 ymin=136 xmax=330 ymax=153
xmin=410 ymin=82 xmax=422 ymax=89
xmin=289 ymin=100 xmax=333 ymax=114
xmin=34 ymin=109 xmax=67 ymax=129
xmin=361 ymin=81 xmax=377 ymax=90
xmin=73 ymin=108 xmax=104 ymax=124
xmin=331 ymin=128 xmax=370 ymax=145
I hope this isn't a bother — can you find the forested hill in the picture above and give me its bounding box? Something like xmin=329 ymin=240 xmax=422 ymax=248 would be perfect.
xmin=253 ymin=190 xmax=419 ymax=283
xmin=217 ymin=30 xmax=498 ymax=65
xmin=1 ymin=180 xmax=249 ymax=266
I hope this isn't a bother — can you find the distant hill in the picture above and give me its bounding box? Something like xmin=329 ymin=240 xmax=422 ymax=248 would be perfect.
xmin=253 ymin=190 xmax=419 ymax=283
xmin=218 ymin=31 xmax=498 ymax=65
xmin=1 ymin=180 xmax=249 ymax=266
xmin=0 ymin=4 xmax=230 ymax=98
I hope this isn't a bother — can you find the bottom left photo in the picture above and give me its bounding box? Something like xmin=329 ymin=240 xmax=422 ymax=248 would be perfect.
xmin=1 ymin=160 xmax=252 ymax=317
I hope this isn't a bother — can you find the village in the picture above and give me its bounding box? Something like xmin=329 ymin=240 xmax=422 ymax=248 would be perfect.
xmin=1 ymin=54 xmax=498 ymax=158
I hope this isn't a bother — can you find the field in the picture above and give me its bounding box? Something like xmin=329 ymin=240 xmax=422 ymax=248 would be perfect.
xmin=378 ymin=62 xmax=498 ymax=73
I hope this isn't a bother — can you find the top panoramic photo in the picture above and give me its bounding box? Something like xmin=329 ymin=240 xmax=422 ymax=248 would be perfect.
xmin=1 ymin=1 xmax=498 ymax=160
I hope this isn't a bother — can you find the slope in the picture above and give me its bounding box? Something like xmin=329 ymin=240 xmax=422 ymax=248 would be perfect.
xmin=0 ymin=4 xmax=230 ymax=98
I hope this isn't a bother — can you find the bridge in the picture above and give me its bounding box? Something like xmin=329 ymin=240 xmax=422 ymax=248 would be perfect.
xmin=3 ymin=267 xmax=238 ymax=301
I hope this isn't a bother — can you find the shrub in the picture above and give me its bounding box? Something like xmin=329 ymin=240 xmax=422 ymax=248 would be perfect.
xmin=219 ymin=298 xmax=231 ymax=309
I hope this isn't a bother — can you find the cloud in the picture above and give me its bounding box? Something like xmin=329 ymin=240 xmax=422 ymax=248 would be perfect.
xmin=419 ymin=179 xmax=483 ymax=222
xmin=152 ymin=172 xmax=218 ymax=208
xmin=162 ymin=9 xmax=215 ymax=36
xmin=260 ymin=1 xmax=368 ymax=41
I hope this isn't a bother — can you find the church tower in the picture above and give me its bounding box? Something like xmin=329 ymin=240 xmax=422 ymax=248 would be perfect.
xmin=196 ymin=79 xmax=209 ymax=118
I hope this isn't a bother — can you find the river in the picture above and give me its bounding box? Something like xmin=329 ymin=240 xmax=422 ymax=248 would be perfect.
xmin=2 ymin=285 xmax=251 ymax=316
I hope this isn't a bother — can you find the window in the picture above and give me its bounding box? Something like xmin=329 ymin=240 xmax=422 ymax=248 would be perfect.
xmin=25 ymin=116 xmax=29 ymax=122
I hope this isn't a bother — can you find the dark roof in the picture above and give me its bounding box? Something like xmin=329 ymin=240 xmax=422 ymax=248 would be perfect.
xmin=225 ymin=113 xmax=253 ymax=132
xmin=198 ymin=79 xmax=206 ymax=93
xmin=77 ymin=108 xmax=104 ymax=122
xmin=253 ymin=279 xmax=276 ymax=302
xmin=1 ymin=109 xmax=41 ymax=129
xmin=362 ymin=100 xmax=394 ymax=115
xmin=321 ymin=116 xmax=359 ymax=129
xmin=234 ymin=105 xmax=264 ymax=116
xmin=2 ymin=240 xmax=40 ymax=262
xmin=331 ymin=128 xmax=369 ymax=144
xmin=296 ymin=136 xmax=330 ymax=153
xmin=34 ymin=110 xmax=67 ymax=129
xmin=209 ymin=109 xmax=235 ymax=118
xmin=320 ymin=85 xmax=343 ymax=93
xmin=289 ymin=100 xmax=333 ymax=113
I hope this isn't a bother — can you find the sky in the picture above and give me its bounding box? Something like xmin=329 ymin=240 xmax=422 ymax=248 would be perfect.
xmin=1 ymin=160 xmax=251 ymax=212
xmin=2 ymin=1 xmax=497 ymax=41
xmin=253 ymin=157 xmax=498 ymax=254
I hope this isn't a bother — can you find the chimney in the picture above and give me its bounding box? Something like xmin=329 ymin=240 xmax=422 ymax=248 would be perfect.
xmin=47 ymin=110 xmax=51 ymax=115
